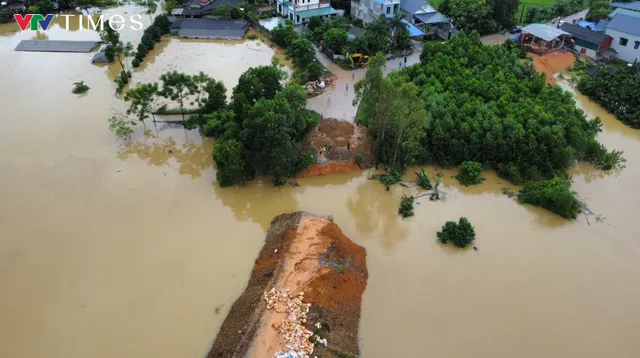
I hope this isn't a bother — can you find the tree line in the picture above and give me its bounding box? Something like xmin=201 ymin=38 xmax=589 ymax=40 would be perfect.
xmin=576 ymin=63 xmax=640 ymax=129
xmin=270 ymin=19 xmax=325 ymax=84
xmin=354 ymin=32 xmax=622 ymax=185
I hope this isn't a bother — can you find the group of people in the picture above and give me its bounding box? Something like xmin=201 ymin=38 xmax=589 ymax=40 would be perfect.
xmin=318 ymin=142 xmax=356 ymax=156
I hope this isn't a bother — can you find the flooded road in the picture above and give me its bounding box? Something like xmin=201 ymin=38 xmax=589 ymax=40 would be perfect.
xmin=1 ymin=7 xmax=640 ymax=358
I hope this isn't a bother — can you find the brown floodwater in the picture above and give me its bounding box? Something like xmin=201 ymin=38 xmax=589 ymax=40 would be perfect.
xmin=1 ymin=7 xmax=640 ymax=358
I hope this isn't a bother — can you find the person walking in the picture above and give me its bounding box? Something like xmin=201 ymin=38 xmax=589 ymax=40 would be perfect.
xmin=352 ymin=72 xmax=355 ymax=80
xmin=347 ymin=141 xmax=351 ymax=151
xmin=404 ymin=56 xmax=408 ymax=65
xmin=346 ymin=83 xmax=349 ymax=91
xmin=399 ymin=61 xmax=402 ymax=69
xmin=328 ymin=93 xmax=331 ymax=102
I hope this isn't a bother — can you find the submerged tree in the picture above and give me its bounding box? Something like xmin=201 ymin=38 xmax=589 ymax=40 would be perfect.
xmin=72 ymin=81 xmax=89 ymax=94
xmin=437 ymin=217 xmax=476 ymax=248
xmin=159 ymin=71 xmax=197 ymax=124
xmin=399 ymin=195 xmax=415 ymax=218
xmin=517 ymin=177 xmax=581 ymax=219
xmin=455 ymin=161 xmax=485 ymax=186
xmin=108 ymin=115 xmax=135 ymax=140
xmin=124 ymin=83 xmax=159 ymax=127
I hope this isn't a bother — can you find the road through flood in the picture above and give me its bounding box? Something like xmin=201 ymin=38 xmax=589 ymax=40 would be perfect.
xmin=1 ymin=6 xmax=640 ymax=358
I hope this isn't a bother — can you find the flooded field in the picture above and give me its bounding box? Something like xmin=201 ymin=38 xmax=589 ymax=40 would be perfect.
xmin=1 ymin=6 xmax=640 ymax=358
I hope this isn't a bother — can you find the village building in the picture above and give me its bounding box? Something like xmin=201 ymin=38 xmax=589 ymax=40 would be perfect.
xmin=559 ymin=23 xmax=613 ymax=60
xmin=604 ymin=13 xmax=640 ymax=63
xmin=518 ymin=24 xmax=572 ymax=56
xmin=171 ymin=0 xmax=243 ymax=18
xmin=276 ymin=0 xmax=338 ymax=25
xmin=350 ymin=0 xmax=452 ymax=39
xmin=169 ymin=18 xmax=247 ymax=40
xmin=1 ymin=0 xmax=26 ymax=11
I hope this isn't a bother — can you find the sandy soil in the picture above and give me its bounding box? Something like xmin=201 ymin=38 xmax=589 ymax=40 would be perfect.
xmin=532 ymin=51 xmax=576 ymax=84
xmin=207 ymin=212 xmax=368 ymax=358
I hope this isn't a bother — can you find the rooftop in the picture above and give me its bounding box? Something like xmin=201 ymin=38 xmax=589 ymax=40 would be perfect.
xmin=295 ymin=6 xmax=337 ymax=18
xmin=414 ymin=11 xmax=448 ymax=24
xmin=521 ymin=24 xmax=570 ymax=42
xmin=559 ymin=23 xmax=609 ymax=44
xmin=15 ymin=40 xmax=101 ymax=53
xmin=611 ymin=1 xmax=640 ymax=12
xmin=610 ymin=7 xmax=640 ymax=19
xmin=607 ymin=13 xmax=640 ymax=36
xmin=400 ymin=0 xmax=430 ymax=14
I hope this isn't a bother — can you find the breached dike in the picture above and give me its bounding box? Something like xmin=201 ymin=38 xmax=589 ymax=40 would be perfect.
xmin=207 ymin=212 xmax=368 ymax=358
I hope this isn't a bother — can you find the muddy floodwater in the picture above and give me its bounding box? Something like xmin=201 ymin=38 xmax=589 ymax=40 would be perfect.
xmin=2 ymin=6 xmax=640 ymax=358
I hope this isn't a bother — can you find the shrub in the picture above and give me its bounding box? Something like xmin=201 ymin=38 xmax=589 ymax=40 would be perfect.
xmin=295 ymin=149 xmax=317 ymax=172
xmin=517 ymin=177 xmax=581 ymax=219
xmin=437 ymin=217 xmax=476 ymax=248
xmin=247 ymin=33 xmax=259 ymax=40
xmin=72 ymin=81 xmax=89 ymax=94
xmin=355 ymin=153 xmax=365 ymax=167
xmin=415 ymin=168 xmax=432 ymax=189
xmin=399 ymin=195 xmax=414 ymax=218
xmin=108 ymin=115 xmax=135 ymax=139
xmin=379 ymin=169 xmax=402 ymax=190
xmin=456 ymin=161 xmax=484 ymax=186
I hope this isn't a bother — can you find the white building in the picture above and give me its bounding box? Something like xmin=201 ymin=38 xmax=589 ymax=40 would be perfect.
xmin=276 ymin=0 xmax=338 ymax=25
xmin=350 ymin=0 xmax=400 ymax=23
xmin=605 ymin=13 xmax=640 ymax=63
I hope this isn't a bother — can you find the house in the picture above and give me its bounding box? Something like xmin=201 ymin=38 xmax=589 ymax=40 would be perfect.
xmin=350 ymin=0 xmax=401 ymax=23
xmin=276 ymin=0 xmax=338 ymax=25
xmin=604 ymin=14 xmax=640 ymax=63
xmin=170 ymin=18 xmax=247 ymax=40
xmin=559 ymin=23 xmax=613 ymax=59
xmin=351 ymin=0 xmax=452 ymax=39
xmin=519 ymin=24 xmax=571 ymax=55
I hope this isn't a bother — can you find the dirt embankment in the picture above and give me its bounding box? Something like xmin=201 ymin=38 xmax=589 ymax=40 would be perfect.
xmin=532 ymin=51 xmax=576 ymax=84
xmin=298 ymin=119 xmax=373 ymax=178
xmin=207 ymin=212 xmax=368 ymax=358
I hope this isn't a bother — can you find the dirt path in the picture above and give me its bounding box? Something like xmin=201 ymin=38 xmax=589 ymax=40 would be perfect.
xmin=207 ymin=212 xmax=368 ymax=358
xmin=306 ymin=42 xmax=423 ymax=122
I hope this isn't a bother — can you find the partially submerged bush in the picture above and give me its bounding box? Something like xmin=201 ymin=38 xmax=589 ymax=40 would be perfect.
xmin=517 ymin=177 xmax=581 ymax=219
xmin=437 ymin=217 xmax=476 ymax=248
xmin=399 ymin=195 xmax=414 ymax=218
xmin=72 ymin=81 xmax=89 ymax=94
xmin=456 ymin=161 xmax=484 ymax=186
xmin=415 ymin=168 xmax=432 ymax=189
xmin=107 ymin=115 xmax=134 ymax=139
xmin=379 ymin=169 xmax=402 ymax=190
xmin=246 ymin=33 xmax=259 ymax=40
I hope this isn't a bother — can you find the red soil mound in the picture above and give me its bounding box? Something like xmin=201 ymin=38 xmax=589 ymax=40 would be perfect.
xmin=296 ymin=159 xmax=363 ymax=178
xmin=532 ymin=51 xmax=576 ymax=84
xmin=207 ymin=212 xmax=368 ymax=358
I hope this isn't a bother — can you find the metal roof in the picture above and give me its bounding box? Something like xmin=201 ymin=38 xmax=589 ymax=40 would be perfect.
xmin=400 ymin=0 xmax=428 ymax=14
xmin=607 ymin=13 xmax=640 ymax=36
xmin=179 ymin=18 xmax=245 ymax=30
xmin=414 ymin=11 xmax=448 ymax=24
xmin=178 ymin=28 xmax=245 ymax=39
xmin=559 ymin=23 xmax=609 ymax=44
xmin=610 ymin=7 xmax=640 ymax=19
xmin=521 ymin=24 xmax=570 ymax=42
xmin=295 ymin=6 xmax=337 ymax=18
xmin=595 ymin=19 xmax=609 ymax=32
xmin=15 ymin=40 xmax=101 ymax=53
xmin=400 ymin=18 xmax=424 ymax=37
xmin=611 ymin=1 xmax=640 ymax=12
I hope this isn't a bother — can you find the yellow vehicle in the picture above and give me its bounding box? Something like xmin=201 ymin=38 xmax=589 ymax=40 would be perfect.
xmin=349 ymin=53 xmax=369 ymax=69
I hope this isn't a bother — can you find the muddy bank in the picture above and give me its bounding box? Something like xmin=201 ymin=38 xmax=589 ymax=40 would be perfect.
xmin=207 ymin=212 xmax=368 ymax=358
xmin=532 ymin=52 xmax=576 ymax=84
xmin=297 ymin=159 xmax=364 ymax=178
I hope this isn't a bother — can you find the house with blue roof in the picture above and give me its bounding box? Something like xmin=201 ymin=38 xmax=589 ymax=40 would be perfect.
xmin=605 ymin=13 xmax=640 ymax=63
xmin=351 ymin=0 xmax=452 ymax=39
xmin=276 ymin=0 xmax=338 ymax=25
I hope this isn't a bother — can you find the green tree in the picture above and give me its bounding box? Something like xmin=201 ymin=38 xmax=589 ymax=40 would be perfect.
xmin=124 ymin=83 xmax=159 ymax=127
xmin=286 ymin=37 xmax=316 ymax=68
xmin=270 ymin=20 xmax=298 ymax=48
xmin=307 ymin=16 xmax=323 ymax=31
xmin=577 ymin=64 xmax=639 ymax=128
xmin=108 ymin=115 xmax=135 ymax=140
xmin=486 ymin=0 xmax=519 ymax=28
xmin=72 ymin=81 xmax=89 ymax=94
xmin=455 ymin=161 xmax=485 ymax=186
xmin=437 ymin=217 xmax=476 ymax=248
xmin=518 ymin=178 xmax=581 ymax=219
xmin=158 ymin=71 xmax=197 ymax=124
xmin=214 ymin=139 xmax=248 ymax=187
xmin=163 ymin=0 xmax=180 ymax=14
xmin=439 ymin=0 xmax=496 ymax=34
xmin=323 ymin=28 xmax=348 ymax=53
xmin=231 ymin=65 xmax=286 ymax=117
xmin=362 ymin=16 xmax=391 ymax=55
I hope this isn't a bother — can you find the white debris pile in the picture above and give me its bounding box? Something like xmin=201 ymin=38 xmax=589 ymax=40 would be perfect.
xmin=264 ymin=288 xmax=327 ymax=358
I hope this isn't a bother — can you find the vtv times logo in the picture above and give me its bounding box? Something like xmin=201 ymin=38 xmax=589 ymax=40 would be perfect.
xmin=14 ymin=14 xmax=144 ymax=31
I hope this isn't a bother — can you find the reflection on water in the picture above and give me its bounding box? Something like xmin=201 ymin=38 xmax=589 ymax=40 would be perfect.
xmin=116 ymin=127 xmax=214 ymax=179
xmin=1 ymin=5 xmax=640 ymax=358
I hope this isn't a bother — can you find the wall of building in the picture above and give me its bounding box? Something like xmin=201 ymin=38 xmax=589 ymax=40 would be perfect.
xmin=606 ymin=28 xmax=640 ymax=63
xmin=574 ymin=44 xmax=597 ymax=58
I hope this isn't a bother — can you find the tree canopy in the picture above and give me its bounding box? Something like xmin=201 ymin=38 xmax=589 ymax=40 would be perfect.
xmin=437 ymin=217 xmax=476 ymax=248
xmin=576 ymin=63 xmax=640 ymax=129
xmin=355 ymin=33 xmax=622 ymax=183
xmin=518 ymin=177 xmax=581 ymax=219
